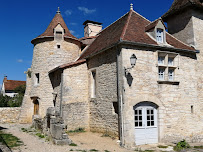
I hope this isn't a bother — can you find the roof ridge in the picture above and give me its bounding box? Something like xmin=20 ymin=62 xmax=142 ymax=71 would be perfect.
xmin=120 ymin=10 xmax=133 ymax=40
xmin=97 ymin=11 xmax=130 ymax=36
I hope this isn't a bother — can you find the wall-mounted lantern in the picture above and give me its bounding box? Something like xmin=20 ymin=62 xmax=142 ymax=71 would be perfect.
xmin=124 ymin=54 xmax=137 ymax=74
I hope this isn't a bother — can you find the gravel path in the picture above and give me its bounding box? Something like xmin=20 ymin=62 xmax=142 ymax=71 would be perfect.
xmin=0 ymin=123 xmax=134 ymax=152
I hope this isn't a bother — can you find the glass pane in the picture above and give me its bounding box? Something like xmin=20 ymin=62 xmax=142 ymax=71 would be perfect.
xmin=135 ymin=116 xmax=138 ymax=121
xmin=151 ymin=110 xmax=154 ymax=114
xmin=139 ymin=116 xmax=142 ymax=120
xmin=135 ymin=110 xmax=138 ymax=115
xmin=139 ymin=110 xmax=142 ymax=115
xmin=151 ymin=121 xmax=154 ymax=126
xmin=151 ymin=115 xmax=154 ymax=120
xmin=147 ymin=116 xmax=150 ymax=120
xmin=147 ymin=110 xmax=150 ymax=114
xmin=135 ymin=122 xmax=138 ymax=127
xmin=139 ymin=122 xmax=142 ymax=127
xmin=147 ymin=121 xmax=150 ymax=126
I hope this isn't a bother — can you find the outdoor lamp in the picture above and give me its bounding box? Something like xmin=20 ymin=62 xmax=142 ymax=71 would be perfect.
xmin=124 ymin=54 xmax=137 ymax=74
xmin=130 ymin=54 xmax=137 ymax=68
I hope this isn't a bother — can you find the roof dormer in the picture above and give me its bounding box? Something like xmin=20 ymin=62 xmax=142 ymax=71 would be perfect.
xmin=54 ymin=24 xmax=64 ymax=41
xmin=145 ymin=18 xmax=167 ymax=44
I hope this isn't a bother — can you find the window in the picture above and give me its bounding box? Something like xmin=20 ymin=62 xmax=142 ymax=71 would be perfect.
xmin=35 ymin=73 xmax=39 ymax=85
xmin=158 ymin=52 xmax=178 ymax=82
xmin=168 ymin=57 xmax=174 ymax=66
xmin=134 ymin=109 xmax=143 ymax=127
xmin=168 ymin=69 xmax=174 ymax=81
xmin=55 ymin=31 xmax=62 ymax=40
xmin=158 ymin=56 xmax=165 ymax=65
xmin=91 ymin=70 xmax=96 ymax=98
xmin=156 ymin=28 xmax=164 ymax=43
xmin=57 ymin=45 xmax=60 ymax=49
xmin=158 ymin=68 xmax=165 ymax=80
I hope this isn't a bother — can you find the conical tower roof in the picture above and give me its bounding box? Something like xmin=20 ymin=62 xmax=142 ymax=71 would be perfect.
xmin=31 ymin=8 xmax=78 ymax=44
xmin=162 ymin=0 xmax=203 ymax=20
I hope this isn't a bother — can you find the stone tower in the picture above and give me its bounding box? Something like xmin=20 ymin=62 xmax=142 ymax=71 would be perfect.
xmin=19 ymin=8 xmax=81 ymax=123
xmin=162 ymin=0 xmax=203 ymax=108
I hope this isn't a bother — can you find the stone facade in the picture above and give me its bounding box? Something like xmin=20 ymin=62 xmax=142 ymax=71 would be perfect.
xmin=87 ymin=48 xmax=119 ymax=136
xmin=120 ymin=46 xmax=203 ymax=147
xmin=0 ymin=107 xmax=21 ymax=123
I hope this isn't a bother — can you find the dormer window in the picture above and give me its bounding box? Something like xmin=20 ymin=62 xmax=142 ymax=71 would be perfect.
xmin=56 ymin=31 xmax=63 ymax=40
xmin=156 ymin=28 xmax=164 ymax=43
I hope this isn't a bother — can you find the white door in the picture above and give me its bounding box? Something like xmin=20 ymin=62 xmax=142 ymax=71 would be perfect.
xmin=134 ymin=105 xmax=158 ymax=145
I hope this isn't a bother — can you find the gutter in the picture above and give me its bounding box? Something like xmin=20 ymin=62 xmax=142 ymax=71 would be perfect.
xmin=83 ymin=39 xmax=198 ymax=60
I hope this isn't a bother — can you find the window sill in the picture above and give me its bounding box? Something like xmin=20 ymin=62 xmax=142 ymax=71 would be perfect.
xmin=157 ymin=80 xmax=179 ymax=85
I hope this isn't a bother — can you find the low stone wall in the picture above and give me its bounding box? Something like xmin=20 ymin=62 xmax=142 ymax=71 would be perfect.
xmin=0 ymin=107 xmax=21 ymax=123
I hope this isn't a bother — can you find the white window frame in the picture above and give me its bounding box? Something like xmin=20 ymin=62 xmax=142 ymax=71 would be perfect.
xmin=168 ymin=69 xmax=174 ymax=81
xmin=156 ymin=28 xmax=164 ymax=43
xmin=90 ymin=70 xmax=96 ymax=98
xmin=158 ymin=68 xmax=165 ymax=80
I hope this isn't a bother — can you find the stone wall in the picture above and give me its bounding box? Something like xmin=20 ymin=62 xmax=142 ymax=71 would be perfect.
xmin=62 ymin=63 xmax=89 ymax=130
xmin=0 ymin=107 xmax=21 ymax=123
xmin=87 ymin=47 xmax=119 ymax=136
xmin=121 ymin=46 xmax=202 ymax=147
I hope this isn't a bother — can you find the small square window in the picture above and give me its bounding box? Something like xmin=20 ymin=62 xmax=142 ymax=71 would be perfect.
xmin=57 ymin=45 xmax=60 ymax=49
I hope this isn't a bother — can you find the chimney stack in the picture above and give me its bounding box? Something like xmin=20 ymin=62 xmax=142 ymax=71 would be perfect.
xmin=83 ymin=20 xmax=102 ymax=37
xmin=3 ymin=75 xmax=7 ymax=82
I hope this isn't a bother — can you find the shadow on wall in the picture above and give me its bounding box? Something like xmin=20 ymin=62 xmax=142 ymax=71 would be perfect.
xmin=125 ymin=72 xmax=133 ymax=87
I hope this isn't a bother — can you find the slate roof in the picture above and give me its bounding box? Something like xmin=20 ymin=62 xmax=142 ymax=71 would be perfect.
xmin=31 ymin=13 xmax=77 ymax=44
xmin=78 ymin=10 xmax=195 ymax=60
xmin=4 ymin=80 xmax=26 ymax=91
xmin=162 ymin=0 xmax=203 ymax=20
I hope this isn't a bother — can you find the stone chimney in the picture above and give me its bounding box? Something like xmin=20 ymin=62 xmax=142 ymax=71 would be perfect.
xmin=3 ymin=75 xmax=7 ymax=82
xmin=83 ymin=20 xmax=102 ymax=37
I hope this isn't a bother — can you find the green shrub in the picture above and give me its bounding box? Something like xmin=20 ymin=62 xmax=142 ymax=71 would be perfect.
xmin=67 ymin=128 xmax=85 ymax=133
xmin=174 ymin=140 xmax=190 ymax=151
xmin=158 ymin=145 xmax=168 ymax=148
xmin=69 ymin=143 xmax=77 ymax=146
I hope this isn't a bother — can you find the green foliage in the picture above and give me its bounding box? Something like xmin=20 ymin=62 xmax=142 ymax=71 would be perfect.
xmin=173 ymin=140 xmax=190 ymax=151
xmin=69 ymin=143 xmax=78 ymax=146
xmin=7 ymin=94 xmax=23 ymax=107
xmin=0 ymin=130 xmax=23 ymax=148
xmin=104 ymin=150 xmax=111 ymax=152
xmin=89 ymin=149 xmax=98 ymax=151
xmin=158 ymin=145 xmax=168 ymax=148
xmin=0 ymin=94 xmax=11 ymax=107
xmin=35 ymin=133 xmax=45 ymax=138
xmin=14 ymin=84 xmax=26 ymax=95
xmin=194 ymin=145 xmax=203 ymax=149
xmin=67 ymin=128 xmax=85 ymax=133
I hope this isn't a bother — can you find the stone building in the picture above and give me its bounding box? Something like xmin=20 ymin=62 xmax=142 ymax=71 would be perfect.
xmin=20 ymin=0 xmax=203 ymax=148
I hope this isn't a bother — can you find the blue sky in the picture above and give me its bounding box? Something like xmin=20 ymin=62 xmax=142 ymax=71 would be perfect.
xmin=0 ymin=0 xmax=173 ymax=87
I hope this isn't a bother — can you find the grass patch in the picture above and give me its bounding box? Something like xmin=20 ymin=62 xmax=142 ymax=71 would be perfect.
xmin=35 ymin=133 xmax=45 ymax=138
xmin=194 ymin=145 xmax=203 ymax=149
xmin=89 ymin=149 xmax=99 ymax=151
xmin=67 ymin=128 xmax=85 ymax=133
xmin=104 ymin=150 xmax=110 ymax=152
xmin=69 ymin=143 xmax=78 ymax=146
xmin=0 ymin=130 xmax=23 ymax=148
xmin=158 ymin=145 xmax=168 ymax=148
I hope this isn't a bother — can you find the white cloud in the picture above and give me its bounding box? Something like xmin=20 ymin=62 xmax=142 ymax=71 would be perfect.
xmin=70 ymin=22 xmax=77 ymax=26
xmin=70 ymin=30 xmax=75 ymax=34
xmin=17 ymin=59 xmax=23 ymax=63
xmin=65 ymin=10 xmax=72 ymax=16
xmin=78 ymin=7 xmax=96 ymax=15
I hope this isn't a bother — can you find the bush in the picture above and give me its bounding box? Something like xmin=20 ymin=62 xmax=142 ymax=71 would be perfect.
xmin=174 ymin=139 xmax=190 ymax=151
